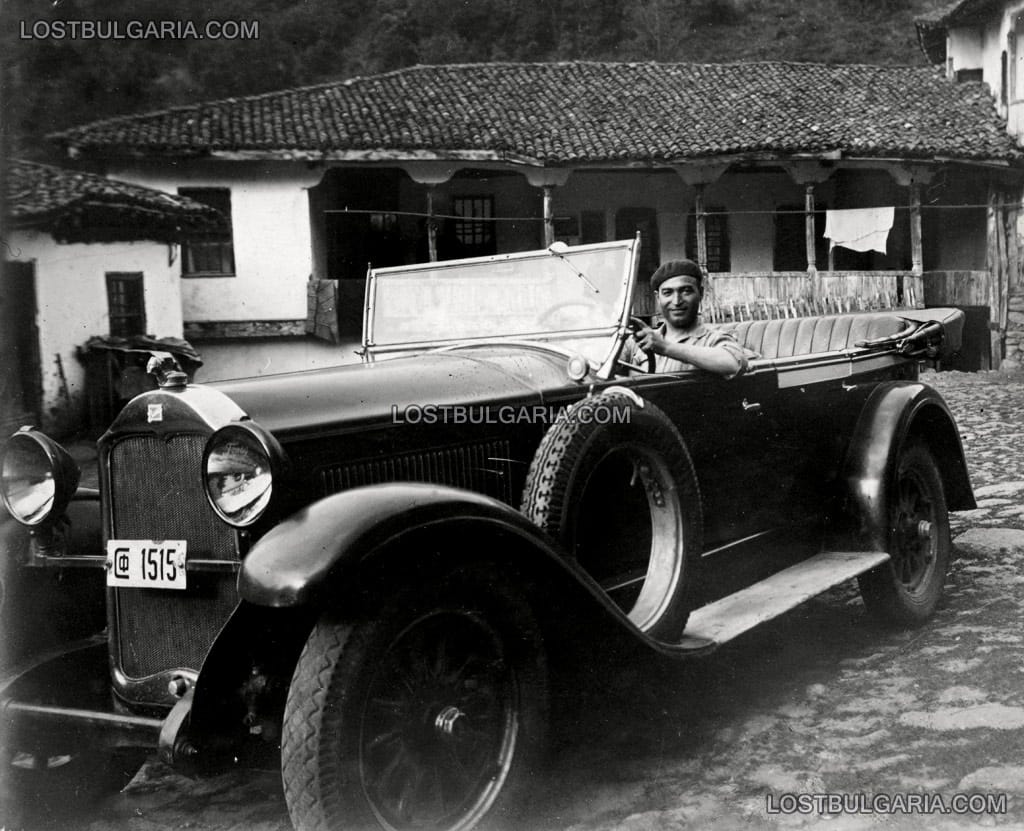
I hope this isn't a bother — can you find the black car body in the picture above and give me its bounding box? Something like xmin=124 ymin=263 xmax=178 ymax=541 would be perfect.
xmin=0 ymin=239 xmax=974 ymax=831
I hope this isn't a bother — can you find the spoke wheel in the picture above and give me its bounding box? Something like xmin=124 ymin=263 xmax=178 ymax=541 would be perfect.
xmin=859 ymin=442 xmax=951 ymax=627
xmin=361 ymin=611 xmax=516 ymax=829
xmin=282 ymin=571 xmax=546 ymax=831
xmin=891 ymin=472 xmax=937 ymax=592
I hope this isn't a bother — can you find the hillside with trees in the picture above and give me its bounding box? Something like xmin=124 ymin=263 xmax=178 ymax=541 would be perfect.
xmin=2 ymin=0 xmax=951 ymax=159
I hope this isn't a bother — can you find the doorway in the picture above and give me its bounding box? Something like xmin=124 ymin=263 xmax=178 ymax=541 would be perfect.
xmin=0 ymin=261 xmax=41 ymax=432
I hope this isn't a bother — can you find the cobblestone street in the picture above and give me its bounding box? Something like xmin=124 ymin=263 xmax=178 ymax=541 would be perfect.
xmin=5 ymin=370 xmax=1024 ymax=831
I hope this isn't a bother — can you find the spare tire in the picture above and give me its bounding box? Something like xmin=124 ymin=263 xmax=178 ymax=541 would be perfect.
xmin=520 ymin=389 xmax=703 ymax=639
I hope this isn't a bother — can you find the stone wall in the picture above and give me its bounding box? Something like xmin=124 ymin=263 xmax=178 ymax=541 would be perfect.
xmin=1005 ymin=289 xmax=1024 ymax=371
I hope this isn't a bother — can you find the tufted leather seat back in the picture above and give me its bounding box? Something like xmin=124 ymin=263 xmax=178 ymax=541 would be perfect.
xmin=715 ymin=313 xmax=908 ymax=360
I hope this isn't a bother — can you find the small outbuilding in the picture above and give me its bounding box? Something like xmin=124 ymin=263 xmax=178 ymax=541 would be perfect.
xmin=2 ymin=159 xmax=225 ymax=434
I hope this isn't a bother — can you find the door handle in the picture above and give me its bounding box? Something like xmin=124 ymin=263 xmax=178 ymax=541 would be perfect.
xmin=742 ymin=398 xmax=761 ymax=413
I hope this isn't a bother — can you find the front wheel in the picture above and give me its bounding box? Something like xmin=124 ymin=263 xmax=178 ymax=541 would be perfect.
xmin=281 ymin=571 xmax=547 ymax=831
xmin=858 ymin=442 xmax=952 ymax=627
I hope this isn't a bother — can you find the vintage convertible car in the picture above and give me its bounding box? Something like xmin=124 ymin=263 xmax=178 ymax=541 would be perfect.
xmin=0 ymin=238 xmax=974 ymax=831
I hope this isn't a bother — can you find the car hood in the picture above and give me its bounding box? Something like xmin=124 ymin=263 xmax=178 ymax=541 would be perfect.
xmin=210 ymin=347 xmax=577 ymax=437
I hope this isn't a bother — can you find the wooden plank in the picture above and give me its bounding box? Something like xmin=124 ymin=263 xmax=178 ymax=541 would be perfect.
xmin=679 ymin=550 xmax=890 ymax=647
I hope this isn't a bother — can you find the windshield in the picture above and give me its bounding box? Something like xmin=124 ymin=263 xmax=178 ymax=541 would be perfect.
xmin=363 ymin=239 xmax=638 ymax=364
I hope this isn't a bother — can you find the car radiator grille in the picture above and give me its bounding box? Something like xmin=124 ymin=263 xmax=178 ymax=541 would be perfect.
xmin=109 ymin=434 xmax=239 ymax=679
xmin=319 ymin=440 xmax=514 ymax=504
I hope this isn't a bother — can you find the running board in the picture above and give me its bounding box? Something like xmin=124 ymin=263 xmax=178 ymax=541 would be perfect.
xmin=674 ymin=550 xmax=890 ymax=652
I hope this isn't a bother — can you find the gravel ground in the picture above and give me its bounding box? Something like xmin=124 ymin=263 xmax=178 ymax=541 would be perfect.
xmin=4 ymin=370 xmax=1024 ymax=831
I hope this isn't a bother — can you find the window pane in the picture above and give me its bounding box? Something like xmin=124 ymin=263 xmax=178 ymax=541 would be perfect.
xmin=179 ymin=188 xmax=235 ymax=276
xmin=450 ymin=196 xmax=495 ymax=256
xmin=686 ymin=209 xmax=730 ymax=273
xmin=106 ymin=273 xmax=145 ymax=337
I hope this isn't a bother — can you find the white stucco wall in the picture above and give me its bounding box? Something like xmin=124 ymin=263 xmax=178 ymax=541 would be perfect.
xmin=191 ymin=337 xmax=361 ymax=383
xmin=946 ymin=3 xmax=1024 ymax=127
xmin=6 ymin=230 xmax=183 ymax=431
xmin=106 ymin=160 xmax=321 ymax=323
xmin=949 ymin=26 xmax=987 ymax=75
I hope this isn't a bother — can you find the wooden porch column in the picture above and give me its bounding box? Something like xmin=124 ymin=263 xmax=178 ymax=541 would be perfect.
xmin=400 ymin=162 xmax=458 ymax=264
xmin=426 ymin=186 xmax=438 ymax=262
xmin=523 ymin=168 xmax=573 ymax=247
xmin=543 ymin=185 xmax=555 ymax=246
xmin=804 ymin=184 xmax=817 ymax=275
xmin=887 ymin=164 xmax=934 ymax=308
xmin=694 ymin=184 xmax=708 ymax=275
xmin=910 ymin=182 xmax=923 ymax=276
xmin=671 ymin=165 xmax=729 ymax=304
xmin=781 ymin=162 xmax=834 ymax=304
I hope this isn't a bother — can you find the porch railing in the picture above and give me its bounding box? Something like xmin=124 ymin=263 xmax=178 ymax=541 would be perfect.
xmin=635 ymin=270 xmax=925 ymax=322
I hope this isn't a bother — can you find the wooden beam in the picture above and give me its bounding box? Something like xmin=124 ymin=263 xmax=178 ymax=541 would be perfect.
xmin=400 ymin=161 xmax=458 ymax=185
xmin=522 ymin=168 xmax=572 ymax=188
xmin=672 ymin=163 xmax=729 ymax=187
xmin=781 ymin=161 xmax=834 ymax=185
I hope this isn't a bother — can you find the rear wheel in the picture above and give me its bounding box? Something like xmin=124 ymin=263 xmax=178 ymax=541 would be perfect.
xmin=858 ymin=442 xmax=951 ymax=626
xmin=281 ymin=570 xmax=546 ymax=831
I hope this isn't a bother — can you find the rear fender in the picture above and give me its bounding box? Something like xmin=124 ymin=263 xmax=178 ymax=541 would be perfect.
xmin=841 ymin=380 xmax=975 ymax=550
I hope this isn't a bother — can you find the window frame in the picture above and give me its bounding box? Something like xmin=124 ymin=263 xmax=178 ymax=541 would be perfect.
xmin=106 ymin=272 xmax=146 ymax=337
xmin=178 ymin=187 xmax=236 ymax=277
xmin=451 ymin=195 xmax=496 ymax=257
xmin=686 ymin=207 xmax=731 ymax=273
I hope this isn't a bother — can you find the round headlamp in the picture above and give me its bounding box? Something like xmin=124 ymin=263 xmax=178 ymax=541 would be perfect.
xmin=0 ymin=430 xmax=80 ymax=527
xmin=203 ymin=423 xmax=286 ymax=528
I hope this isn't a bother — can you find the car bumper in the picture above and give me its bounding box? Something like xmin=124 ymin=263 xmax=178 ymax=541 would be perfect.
xmin=1 ymin=636 xmax=164 ymax=754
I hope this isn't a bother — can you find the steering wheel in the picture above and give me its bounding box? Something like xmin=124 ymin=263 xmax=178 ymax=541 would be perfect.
xmin=616 ymin=351 xmax=656 ymax=374
xmin=537 ymin=300 xmax=606 ymax=330
xmin=615 ymin=322 xmax=656 ymax=374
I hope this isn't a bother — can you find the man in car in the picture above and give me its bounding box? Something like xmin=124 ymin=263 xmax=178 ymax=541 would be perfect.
xmin=622 ymin=259 xmax=747 ymax=377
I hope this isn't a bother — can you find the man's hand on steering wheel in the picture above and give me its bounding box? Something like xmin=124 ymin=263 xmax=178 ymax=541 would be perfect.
xmin=633 ymin=317 xmax=672 ymax=354
xmin=626 ymin=317 xmax=658 ymax=373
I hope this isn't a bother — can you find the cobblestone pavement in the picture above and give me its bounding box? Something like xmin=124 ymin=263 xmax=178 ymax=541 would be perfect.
xmin=4 ymin=371 xmax=1024 ymax=831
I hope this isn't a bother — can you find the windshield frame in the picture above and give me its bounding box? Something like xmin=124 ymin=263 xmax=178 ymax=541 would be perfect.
xmin=361 ymin=238 xmax=640 ymax=375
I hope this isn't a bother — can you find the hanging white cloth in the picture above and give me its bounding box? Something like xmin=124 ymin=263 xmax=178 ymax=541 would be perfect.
xmin=824 ymin=207 xmax=894 ymax=254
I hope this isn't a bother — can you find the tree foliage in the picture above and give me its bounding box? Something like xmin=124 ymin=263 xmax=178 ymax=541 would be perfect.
xmin=1 ymin=0 xmax=951 ymax=159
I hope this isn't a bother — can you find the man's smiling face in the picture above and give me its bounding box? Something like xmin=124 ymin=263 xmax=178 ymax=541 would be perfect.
xmin=656 ymin=274 xmax=701 ymax=330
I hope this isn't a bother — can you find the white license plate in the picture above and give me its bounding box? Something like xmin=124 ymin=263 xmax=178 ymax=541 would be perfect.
xmin=106 ymin=540 xmax=187 ymax=589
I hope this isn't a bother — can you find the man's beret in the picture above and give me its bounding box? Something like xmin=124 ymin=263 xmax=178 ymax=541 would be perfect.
xmin=650 ymin=259 xmax=703 ymax=292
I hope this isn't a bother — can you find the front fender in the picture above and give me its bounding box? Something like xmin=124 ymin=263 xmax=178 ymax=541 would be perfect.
xmin=240 ymin=483 xmax=595 ymax=609
xmin=843 ymin=380 xmax=975 ymax=550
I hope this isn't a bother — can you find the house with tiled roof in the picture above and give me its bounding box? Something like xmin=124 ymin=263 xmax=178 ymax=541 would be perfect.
xmin=914 ymin=0 xmax=1024 ymax=368
xmin=49 ymin=57 xmax=1024 ymax=375
xmin=2 ymin=159 xmax=224 ymax=434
